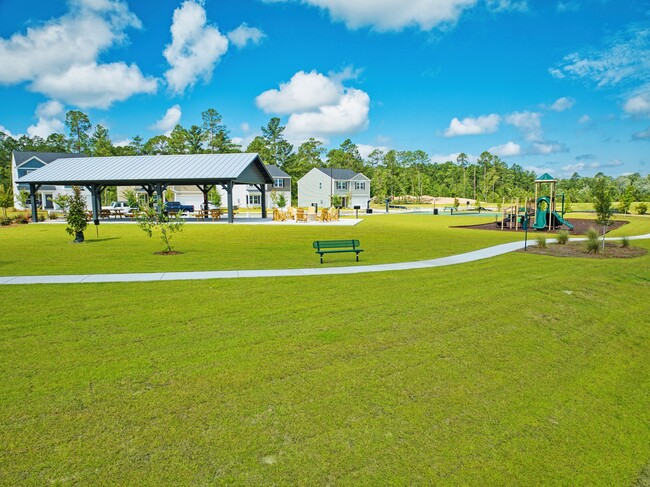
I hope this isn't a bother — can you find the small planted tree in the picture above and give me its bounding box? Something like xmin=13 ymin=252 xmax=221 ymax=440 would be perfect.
xmin=17 ymin=189 xmax=30 ymax=210
xmin=591 ymin=177 xmax=614 ymax=252
xmin=138 ymin=206 xmax=185 ymax=254
xmin=123 ymin=188 xmax=139 ymax=209
xmin=53 ymin=194 xmax=71 ymax=215
xmin=276 ymin=193 xmax=287 ymax=209
xmin=66 ymin=186 xmax=88 ymax=243
xmin=637 ymin=202 xmax=647 ymax=215
xmin=0 ymin=183 xmax=13 ymax=217
xmin=208 ymin=188 xmax=222 ymax=208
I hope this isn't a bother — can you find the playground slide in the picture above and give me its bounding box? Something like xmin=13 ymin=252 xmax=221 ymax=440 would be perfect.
xmin=551 ymin=211 xmax=574 ymax=230
xmin=533 ymin=209 xmax=547 ymax=229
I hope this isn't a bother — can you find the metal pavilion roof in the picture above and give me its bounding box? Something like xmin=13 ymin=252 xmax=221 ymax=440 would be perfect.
xmin=17 ymin=153 xmax=273 ymax=186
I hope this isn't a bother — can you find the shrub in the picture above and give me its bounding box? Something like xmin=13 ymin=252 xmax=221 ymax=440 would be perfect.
xmin=536 ymin=234 xmax=547 ymax=248
xmin=621 ymin=236 xmax=630 ymax=248
xmin=66 ymin=186 xmax=88 ymax=243
xmin=557 ymin=230 xmax=569 ymax=244
xmin=637 ymin=202 xmax=647 ymax=215
xmin=0 ymin=216 xmax=11 ymax=226
xmin=14 ymin=214 xmax=29 ymax=224
xmin=585 ymin=237 xmax=600 ymax=254
xmin=585 ymin=228 xmax=600 ymax=254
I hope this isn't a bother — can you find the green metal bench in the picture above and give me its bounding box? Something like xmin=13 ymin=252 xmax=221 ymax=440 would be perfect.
xmin=313 ymin=239 xmax=363 ymax=264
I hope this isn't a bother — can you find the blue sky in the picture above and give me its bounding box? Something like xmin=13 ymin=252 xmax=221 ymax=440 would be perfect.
xmin=0 ymin=0 xmax=648 ymax=177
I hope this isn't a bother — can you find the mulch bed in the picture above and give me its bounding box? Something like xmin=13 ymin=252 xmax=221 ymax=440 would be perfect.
xmin=518 ymin=241 xmax=647 ymax=259
xmin=456 ymin=218 xmax=628 ymax=235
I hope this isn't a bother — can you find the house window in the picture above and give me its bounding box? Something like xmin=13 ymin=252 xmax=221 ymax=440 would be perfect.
xmin=248 ymin=194 xmax=261 ymax=206
xmin=274 ymin=178 xmax=284 ymax=188
xmin=354 ymin=181 xmax=366 ymax=190
xmin=319 ymin=182 xmax=322 ymax=189
xmin=336 ymin=181 xmax=348 ymax=190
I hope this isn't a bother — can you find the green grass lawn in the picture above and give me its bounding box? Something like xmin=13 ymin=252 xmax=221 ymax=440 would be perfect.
xmin=1 ymin=240 xmax=649 ymax=485
xmin=2 ymin=214 xmax=649 ymax=277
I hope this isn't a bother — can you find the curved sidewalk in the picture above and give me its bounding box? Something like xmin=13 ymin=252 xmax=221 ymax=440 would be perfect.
xmin=1 ymin=234 xmax=649 ymax=286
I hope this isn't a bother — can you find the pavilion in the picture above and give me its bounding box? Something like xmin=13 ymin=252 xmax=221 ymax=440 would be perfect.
xmin=17 ymin=153 xmax=274 ymax=224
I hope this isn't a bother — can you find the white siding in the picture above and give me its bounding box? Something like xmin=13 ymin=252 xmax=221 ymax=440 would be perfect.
xmin=298 ymin=168 xmax=331 ymax=207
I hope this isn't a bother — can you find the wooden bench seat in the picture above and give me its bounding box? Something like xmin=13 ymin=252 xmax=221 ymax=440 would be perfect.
xmin=313 ymin=239 xmax=363 ymax=264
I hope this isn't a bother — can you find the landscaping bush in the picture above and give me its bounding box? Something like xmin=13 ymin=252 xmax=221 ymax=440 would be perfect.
xmin=535 ymin=234 xmax=547 ymax=248
xmin=621 ymin=236 xmax=630 ymax=248
xmin=557 ymin=230 xmax=569 ymax=244
xmin=0 ymin=216 xmax=12 ymax=226
xmin=585 ymin=228 xmax=600 ymax=254
xmin=637 ymin=202 xmax=647 ymax=215
xmin=13 ymin=214 xmax=29 ymax=224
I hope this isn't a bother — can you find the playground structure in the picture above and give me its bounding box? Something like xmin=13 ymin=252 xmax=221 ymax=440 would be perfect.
xmin=496 ymin=173 xmax=573 ymax=231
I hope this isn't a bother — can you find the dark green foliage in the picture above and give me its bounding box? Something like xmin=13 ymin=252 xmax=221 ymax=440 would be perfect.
xmin=65 ymin=186 xmax=87 ymax=241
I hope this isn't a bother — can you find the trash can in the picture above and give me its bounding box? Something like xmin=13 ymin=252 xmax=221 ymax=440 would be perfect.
xmin=366 ymin=208 xmax=373 ymax=214
xmin=433 ymin=208 xmax=438 ymax=215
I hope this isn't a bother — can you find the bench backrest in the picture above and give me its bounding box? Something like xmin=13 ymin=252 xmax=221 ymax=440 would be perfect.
xmin=313 ymin=239 xmax=360 ymax=250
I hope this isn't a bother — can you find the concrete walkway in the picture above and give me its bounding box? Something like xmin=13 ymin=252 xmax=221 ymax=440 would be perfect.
xmin=2 ymin=234 xmax=648 ymax=286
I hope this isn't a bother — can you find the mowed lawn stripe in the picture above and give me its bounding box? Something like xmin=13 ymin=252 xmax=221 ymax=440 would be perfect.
xmin=1 ymin=242 xmax=648 ymax=484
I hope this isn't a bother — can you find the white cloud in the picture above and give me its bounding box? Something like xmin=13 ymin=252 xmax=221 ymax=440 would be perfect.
xmin=357 ymin=143 xmax=391 ymax=159
xmin=150 ymin=105 xmax=182 ymax=135
xmin=557 ymin=1 xmax=579 ymax=12
xmin=30 ymin=62 xmax=157 ymax=109
xmin=163 ymin=0 xmax=229 ymax=94
xmin=549 ymin=27 xmax=650 ymax=88
xmin=27 ymin=100 xmax=65 ymax=137
xmin=488 ymin=141 xmax=521 ymax=157
xmin=114 ymin=138 xmax=132 ymax=147
xmin=269 ymin=0 xmax=478 ymax=31
xmin=562 ymin=163 xmax=585 ymax=173
xmin=430 ymin=152 xmax=478 ymax=163
xmin=623 ymin=86 xmax=650 ymax=117
xmin=578 ymin=114 xmax=591 ymax=124
xmin=529 ymin=141 xmax=568 ymax=155
xmin=0 ymin=125 xmax=15 ymax=137
xmin=486 ymin=0 xmax=528 ymax=12
xmin=0 ymin=0 xmax=153 ymax=108
xmin=257 ymin=70 xmax=371 ymax=141
xmin=240 ymin=122 xmax=251 ymax=133
xmin=632 ymin=127 xmax=650 ymax=140
xmin=443 ymin=114 xmax=500 ymax=137
xmin=256 ymin=70 xmax=342 ymax=114
xmin=0 ymin=0 xmax=139 ymax=85
xmin=548 ymin=96 xmax=575 ymax=112
xmin=505 ymin=111 xmax=542 ymax=141
xmin=227 ymin=23 xmax=266 ymax=48
xmin=285 ymin=88 xmax=370 ymax=140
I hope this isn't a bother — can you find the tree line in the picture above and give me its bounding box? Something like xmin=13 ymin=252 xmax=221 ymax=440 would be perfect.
xmin=1 ymin=108 xmax=649 ymax=206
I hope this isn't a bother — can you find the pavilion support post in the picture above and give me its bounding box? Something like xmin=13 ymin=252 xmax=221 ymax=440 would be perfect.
xmin=255 ymin=184 xmax=267 ymax=219
xmin=223 ymin=181 xmax=234 ymax=223
xmin=29 ymin=183 xmax=39 ymax=223
xmin=155 ymin=183 xmax=163 ymax=211
xmin=89 ymin=185 xmax=100 ymax=225
xmin=196 ymin=184 xmax=214 ymax=210
xmin=141 ymin=185 xmax=155 ymax=207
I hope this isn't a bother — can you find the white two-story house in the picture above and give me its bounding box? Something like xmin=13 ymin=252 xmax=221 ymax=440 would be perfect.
xmin=297 ymin=167 xmax=370 ymax=208
xmin=168 ymin=164 xmax=291 ymax=209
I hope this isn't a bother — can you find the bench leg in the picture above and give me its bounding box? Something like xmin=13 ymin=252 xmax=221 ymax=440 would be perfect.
xmin=320 ymin=254 xmax=323 ymax=264
xmin=356 ymin=252 xmax=359 ymax=262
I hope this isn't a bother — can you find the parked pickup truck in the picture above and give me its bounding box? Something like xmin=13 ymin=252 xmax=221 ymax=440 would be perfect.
xmin=102 ymin=201 xmax=132 ymax=213
xmin=163 ymin=201 xmax=194 ymax=213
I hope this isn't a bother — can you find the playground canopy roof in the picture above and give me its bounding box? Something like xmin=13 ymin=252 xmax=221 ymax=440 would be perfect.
xmin=536 ymin=173 xmax=557 ymax=183
xmin=17 ymin=153 xmax=273 ymax=187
